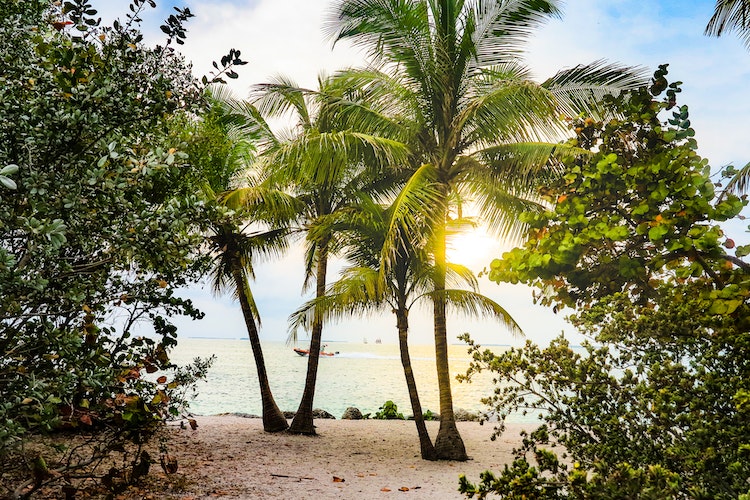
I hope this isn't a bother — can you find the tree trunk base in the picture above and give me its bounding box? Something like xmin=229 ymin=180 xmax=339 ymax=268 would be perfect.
xmin=434 ymin=420 xmax=468 ymax=461
xmin=262 ymin=410 xmax=289 ymax=433
xmin=288 ymin=414 xmax=316 ymax=435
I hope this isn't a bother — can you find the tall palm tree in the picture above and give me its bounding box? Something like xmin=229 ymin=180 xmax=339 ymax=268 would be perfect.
xmin=706 ymin=0 xmax=750 ymax=49
xmin=326 ymin=0 xmax=646 ymax=459
xmin=250 ymin=74 xmax=409 ymax=435
xmin=207 ymin=220 xmax=291 ymax=432
xmin=288 ymin=201 xmax=521 ymax=459
xmin=187 ymin=89 xmax=296 ymax=432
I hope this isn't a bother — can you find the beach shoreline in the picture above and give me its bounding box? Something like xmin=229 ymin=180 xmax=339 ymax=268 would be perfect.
xmin=137 ymin=415 xmax=534 ymax=499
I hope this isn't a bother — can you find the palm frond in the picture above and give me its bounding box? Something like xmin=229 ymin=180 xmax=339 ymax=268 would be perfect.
xmin=326 ymin=0 xmax=435 ymax=87
xmin=445 ymin=262 xmax=480 ymax=291
xmin=542 ymin=60 xmax=649 ymax=119
xmin=722 ymin=160 xmax=750 ymax=196
xmin=706 ymin=0 xmax=750 ymax=49
xmin=432 ymin=288 xmax=523 ymax=337
xmin=471 ymin=141 xmax=584 ymax=191
xmin=467 ymin=0 xmax=562 ymax=68
xmin=250 ymin=76 xmax=313 ymax=127
xmin=287 ymin=266 xmax=386 ymax=343
xmin=382 ymin=163 xmax=442 ymax=268
xmin=461 ymin=76 xmax=562 ymax=146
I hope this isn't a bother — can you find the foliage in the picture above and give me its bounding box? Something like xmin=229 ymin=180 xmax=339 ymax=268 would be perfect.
xmin=373 ymin=400 xmax=405 ymax=420
xmin=0 ymin=0 xmax=242 ymax=496
xmin=490 ymin=64 xmax=748 ymax=310
xmin=422 ymin=409 xmax=439 ymax=421
xmin=460 ymin=67 xmax=750 ymax=498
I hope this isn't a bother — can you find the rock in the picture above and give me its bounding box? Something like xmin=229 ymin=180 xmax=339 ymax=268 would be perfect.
xmin=453 ymin=408 xmax=480 ymax=422
xmin=341 ymin=407 xmax=363 ymax=420
xmin=282 ymin=411 xmax=296 ymax=419
xmin=312 ymin=408 xmax=336 ymax=419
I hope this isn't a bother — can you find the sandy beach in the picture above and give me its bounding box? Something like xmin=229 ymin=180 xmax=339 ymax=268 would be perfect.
xmin=138 ymin=416 xmax=532 ymax=499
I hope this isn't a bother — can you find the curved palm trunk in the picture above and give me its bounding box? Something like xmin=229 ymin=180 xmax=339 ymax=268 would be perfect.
xmin=432 ymin=220 xmax=468 ymax=461
xmin=396 ymin=307 xmax=437 ymax=460
xmin=289 ymin=240 xmax=329 ymax=435
xmin=231 ymin=263 xmax=288 ymax=433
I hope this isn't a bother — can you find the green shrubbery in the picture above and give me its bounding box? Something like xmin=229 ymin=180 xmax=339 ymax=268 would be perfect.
xmin=460 ymin=67 xmax=750 ymax=498
xmin=0 ymin=1 xmax=242 ymax=496
xmin=374 ymin=400 xmax=405 ymax=420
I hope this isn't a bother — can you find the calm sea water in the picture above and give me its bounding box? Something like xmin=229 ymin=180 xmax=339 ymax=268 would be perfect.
xmin=168 ymin=338 xmax=526 ymax=421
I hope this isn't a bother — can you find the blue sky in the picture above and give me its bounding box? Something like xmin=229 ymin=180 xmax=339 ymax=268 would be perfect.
xmin=91 ymin=1 xmax=750 ymax=346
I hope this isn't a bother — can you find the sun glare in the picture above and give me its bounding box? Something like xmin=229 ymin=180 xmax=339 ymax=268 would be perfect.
xmin=446 ymin=228 xmax=502 ymax=270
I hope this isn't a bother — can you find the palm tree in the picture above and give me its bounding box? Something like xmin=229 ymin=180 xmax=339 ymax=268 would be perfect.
xmin=706 ymin=0 xmax=750 ymax=49
xmin=187 ymin=89 xmax=296 ymax=432
xmin=326 ymin=0 xmax=646 ymax=459
xmin=207 ymin=220 xmax=291 ymax=432
xmin=249 ymin=74 xmax=408 ymax=435
xmin=288 ymin=201 xmax=521 ymax=459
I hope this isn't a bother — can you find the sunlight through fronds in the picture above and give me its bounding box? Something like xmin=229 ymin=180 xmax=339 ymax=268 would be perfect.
xmin=445 ymin=262 xmax=480 ymax=291
xmin=381 ymin=163 xmax=441 ymax=268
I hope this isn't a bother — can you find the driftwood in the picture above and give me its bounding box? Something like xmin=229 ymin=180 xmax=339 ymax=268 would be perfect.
xmin=270 ymin=473 xmax=315 ymax=481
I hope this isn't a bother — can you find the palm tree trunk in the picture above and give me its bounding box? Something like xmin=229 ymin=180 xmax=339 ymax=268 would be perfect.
xmin=396 ymin=308 xmax=437 ymax=460
xmin=231 ymin=264 xmax=288 ymax=433
xmin=289 ymin=240 xmax=329 ymax=435
xmin=432 ymin=218 xmax=468 ymax=461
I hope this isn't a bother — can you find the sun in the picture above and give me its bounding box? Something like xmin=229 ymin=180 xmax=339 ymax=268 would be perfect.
xmin=446 ymin=228 xmax=502 ymax=270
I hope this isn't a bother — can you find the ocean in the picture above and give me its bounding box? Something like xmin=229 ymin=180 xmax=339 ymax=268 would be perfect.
xmin=168 ymin=338 xmax=527 ymax=422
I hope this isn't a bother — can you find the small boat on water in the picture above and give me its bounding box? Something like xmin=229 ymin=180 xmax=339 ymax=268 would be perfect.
xmin=293 ymin=344 xmax=339 ymax=357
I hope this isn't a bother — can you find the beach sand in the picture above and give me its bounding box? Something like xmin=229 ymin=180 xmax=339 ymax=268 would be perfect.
xmin=140 ymin=416 xmax=533 ymax=499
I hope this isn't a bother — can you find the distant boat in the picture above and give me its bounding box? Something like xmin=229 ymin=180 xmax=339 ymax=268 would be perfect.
xmin=363 ymin=337 xmax=368 ymax=344
xmin=293 ymin=345 xmax=338 ymax=357
xmin=375 ymin=338 xmax=382 ymax=344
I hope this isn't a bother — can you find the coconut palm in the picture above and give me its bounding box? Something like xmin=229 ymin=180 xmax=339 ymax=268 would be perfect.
xmin=326 ymin=0 xmax=646 ymax=459
xmin=288 ymin=201 xmax=521 ymax=459
xmin=187 ymin=89 xmax=297 ymax=433
xmin=206 ymin=220 xmax=291 ymax=432
xmin=249 ymin=74 xmax=409 ymax=435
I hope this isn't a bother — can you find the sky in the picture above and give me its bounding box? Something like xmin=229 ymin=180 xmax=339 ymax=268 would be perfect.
xmin=91 ymin=0 xmax=750 ymax=347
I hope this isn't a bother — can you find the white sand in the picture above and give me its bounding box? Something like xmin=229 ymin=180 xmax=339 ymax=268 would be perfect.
xmin=155 ymin=416 xmax=533 ymax=499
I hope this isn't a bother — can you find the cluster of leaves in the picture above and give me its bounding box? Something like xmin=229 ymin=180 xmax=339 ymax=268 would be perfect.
xmin=492 ymin=64 xmax=748 ymax=311
xmin=373 ymin=400 xmax=405 ymax=420
xmin=0 ymin=0 xmax=241 ymax=496
xmin=459 ymin=67 xmax=750 ymax=498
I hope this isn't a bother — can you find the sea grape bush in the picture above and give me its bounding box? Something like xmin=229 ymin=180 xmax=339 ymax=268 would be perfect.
xmin=0 ymin=0 xmax=240 ymax=497
xmin=374 ymin=400 xmax=406 ymax=420
xmin=460 ymin=66 xmax=750 ymax=498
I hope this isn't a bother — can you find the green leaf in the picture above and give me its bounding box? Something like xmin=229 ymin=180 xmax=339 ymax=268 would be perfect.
xmin=0 ymin=176 xmax=17 ymax=190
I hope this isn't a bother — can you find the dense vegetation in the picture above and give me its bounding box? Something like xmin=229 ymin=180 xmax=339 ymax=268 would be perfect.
xmin=458 ymin=67 xmax=750 ymax=499
xmin=0 ymin=0 xmax=243 ymax=496
xmin=2 ymin=0 xmax=750 ymax=497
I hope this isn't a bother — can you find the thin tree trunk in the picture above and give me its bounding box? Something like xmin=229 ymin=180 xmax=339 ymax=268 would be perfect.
xmin=396 ymin=308 xmax=437 ymax=460
xmin=289 ymin=240 xmax=329 ymax=435
xmin=432 ymin=218 xmax=468 ymax=461
xmin=231 ymin=263 xmax=288 ymax=433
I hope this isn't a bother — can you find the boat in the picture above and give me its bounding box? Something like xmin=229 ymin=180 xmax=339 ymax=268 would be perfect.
xmin=293 ymin=344 xmax=338 ymax=357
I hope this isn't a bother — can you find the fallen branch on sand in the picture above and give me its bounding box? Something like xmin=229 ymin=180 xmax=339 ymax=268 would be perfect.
xmin=270 ymin=473 xmax=315 ymax=481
